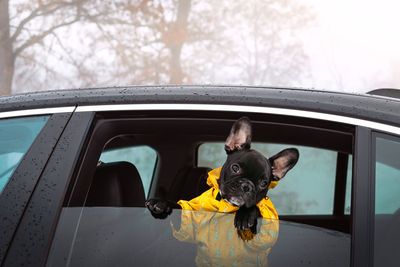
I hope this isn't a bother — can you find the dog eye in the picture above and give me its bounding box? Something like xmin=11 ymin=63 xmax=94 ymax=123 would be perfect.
xmin=259 ymin=179 xmax=269 ymax=188
xmin=230 ymin=163 xmax=241 ymax=174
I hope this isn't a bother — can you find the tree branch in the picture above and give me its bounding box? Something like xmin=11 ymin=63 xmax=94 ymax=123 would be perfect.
xmin=14 ymin=16 xmax=80 ymax=57
xmin=10 ymin=1 xmax=78 ymax=43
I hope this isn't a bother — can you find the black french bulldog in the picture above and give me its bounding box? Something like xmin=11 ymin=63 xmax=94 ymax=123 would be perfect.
xmin=146 ymin=117 xmax=299 ymax=232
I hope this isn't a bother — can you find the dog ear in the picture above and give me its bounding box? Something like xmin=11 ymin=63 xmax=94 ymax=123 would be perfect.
xmin=225 ymin=117 xmax=252 ymax=153
xmin=269 ymin=148 xmax=299 ymax=180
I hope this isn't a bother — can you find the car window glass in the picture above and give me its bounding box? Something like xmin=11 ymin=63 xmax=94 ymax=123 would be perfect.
xmin=374 ymin=135 xmax=400 ymax=266
xmin=0 ymin=116 xmax=49 ymax=193
xmin=375 ymin=137 xmax=400 ymax=214
xmin=198 ymin=142 xmax=352 ymax=215
xmin=48 ymin=208 xmax=350 ymax=267
xmin=344 ymin=155 xmax=353 ymax=214
xmin=99 ymin=146 xmax=157 ymax=197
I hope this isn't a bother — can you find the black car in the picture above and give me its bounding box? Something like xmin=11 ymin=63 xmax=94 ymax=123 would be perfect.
xmin=0 ymin=86 xmax=399 ymax=267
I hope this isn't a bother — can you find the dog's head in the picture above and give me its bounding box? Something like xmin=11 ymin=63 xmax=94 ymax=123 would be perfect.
xmin=219 ymin=117 xmax=299 ymax=208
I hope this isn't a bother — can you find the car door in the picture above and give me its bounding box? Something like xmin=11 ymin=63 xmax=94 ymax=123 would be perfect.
xmin=3 ymin=103 xmax=399 ymax=267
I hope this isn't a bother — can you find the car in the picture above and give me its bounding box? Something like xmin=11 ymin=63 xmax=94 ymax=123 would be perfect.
xmin=0 ymin=86 xmax=399 ymax=267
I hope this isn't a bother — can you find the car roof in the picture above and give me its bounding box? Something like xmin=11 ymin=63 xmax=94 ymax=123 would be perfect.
xmin=1 ymin=85 xmax=399 ymax=127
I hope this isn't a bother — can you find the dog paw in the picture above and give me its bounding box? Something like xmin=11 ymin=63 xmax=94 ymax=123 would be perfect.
xmin=234 ymin=206 xmax=258 ymax=233
xmin=145 ymin=199 xmax=173 ymax=219
xmin=237 ymin=228 xmax=256 ymax=241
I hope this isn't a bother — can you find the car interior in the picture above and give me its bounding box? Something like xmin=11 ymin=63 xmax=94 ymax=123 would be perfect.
xmin=66 ymin=110 xmax=355 ymax=234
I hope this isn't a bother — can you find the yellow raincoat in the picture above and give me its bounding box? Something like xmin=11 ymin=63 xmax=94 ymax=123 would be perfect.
xmin=174 ymin=167 xmax=280 ymax=266
xmin=178 ymin=167 xmax=279 ymax=220
xmin=172 ymin=210 xmax=279 ymax=267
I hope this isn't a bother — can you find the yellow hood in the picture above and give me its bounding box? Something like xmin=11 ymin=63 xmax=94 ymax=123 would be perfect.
xmin=178 ymin=167 xmax=279 ymax=220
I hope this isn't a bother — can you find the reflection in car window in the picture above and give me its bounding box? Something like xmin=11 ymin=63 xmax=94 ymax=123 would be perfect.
xmin=0 ymin=116 xmax=49 ymax=193
xmin=99 ymin=146 xmax=157 ymax=197
xmin=48 ymin=208 xmax=350 ymax=267
xmin=374 ymin=135 xmax=400 ymax=267
xmin=198 ymin=143 xmax=353 ymax=215
xmin=173 ymin=210 xmax=279 ymax=266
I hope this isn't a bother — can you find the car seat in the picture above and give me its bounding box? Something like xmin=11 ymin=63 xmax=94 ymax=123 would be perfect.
xmin=168 ymin=167 xmax=212 ymax=201
xmin=85 ymin=161 xmax=146 ymax=207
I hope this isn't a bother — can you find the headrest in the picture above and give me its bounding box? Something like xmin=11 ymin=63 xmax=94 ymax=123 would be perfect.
xmin=179 ymin=167 xmax=212 ymax=201
xmin=86 ymin=161 xmax=145 ymax=207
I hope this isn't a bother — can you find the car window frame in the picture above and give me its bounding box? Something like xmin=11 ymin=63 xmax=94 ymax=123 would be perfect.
xmin=2 ymin=111 xmax=95 ymax=267
xmin=351 ymin=126 xmax=374 ymax=267
xmin=47 ymin=110 xmax=357 ymax=264
xmin=0 ymin=112 xmax=73 ymax=265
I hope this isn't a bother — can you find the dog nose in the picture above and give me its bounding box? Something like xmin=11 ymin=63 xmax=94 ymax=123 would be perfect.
xmin=241 ymin=184 xmax=251 ymax=193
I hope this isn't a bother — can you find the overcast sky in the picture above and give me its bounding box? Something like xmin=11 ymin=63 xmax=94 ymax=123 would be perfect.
xmin=305 ymin=0 xmax=400 ymax=93
xmin=6 ymin=0 xmax=400 ymax=95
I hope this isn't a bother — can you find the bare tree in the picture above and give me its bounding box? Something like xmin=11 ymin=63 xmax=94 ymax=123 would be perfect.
xmin=103 ymin=0 xmax=314 ymax=87
xmin=78 ymin=0 xmax=206 ymax=85
xmin=0 ymin=0 xmax=89 ymax=95
xmin=0 ymin=0 xmax=14 ymax=96
xmin=1 ymin=0 xmax=315 ymax=95
xmin=165 ymin=0 xmax=191 ymax=84
xmin=191 ymin=0 xmax=315 ymax=86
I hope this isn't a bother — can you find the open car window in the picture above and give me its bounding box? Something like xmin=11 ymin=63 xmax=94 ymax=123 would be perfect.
xmin=48 ymin=112 xmax=355 ymax=267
